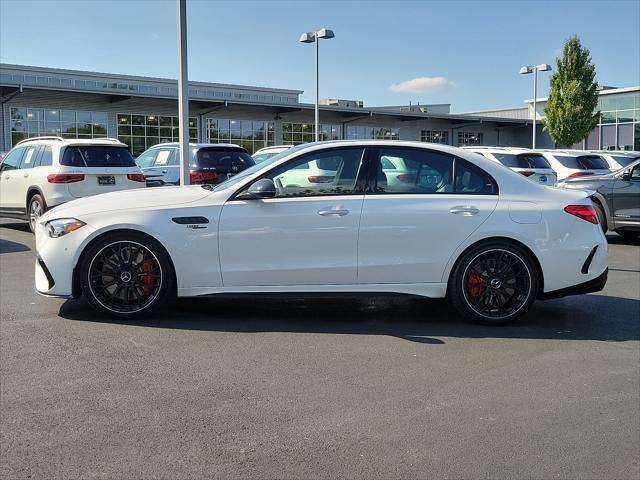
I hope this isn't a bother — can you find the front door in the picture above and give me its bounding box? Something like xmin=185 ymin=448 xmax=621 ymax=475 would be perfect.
xmin=218 ymin=147 xmax=366 ymax=286
xmin=358 ymin=146 xmax=500 ymax=284
xmin=612 ymin=162 xmax=640 ymax=228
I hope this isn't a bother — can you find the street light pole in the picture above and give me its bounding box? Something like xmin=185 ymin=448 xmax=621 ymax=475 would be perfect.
xmin=177 ymin=0 xmax=190 ymax=185
xmin=519 ymin=63 xmax=551 ymax=149
xmin=299 ymin=28 xmax=335 ymax=142
xmin=315 ymin=33 xmax=319 ymax=142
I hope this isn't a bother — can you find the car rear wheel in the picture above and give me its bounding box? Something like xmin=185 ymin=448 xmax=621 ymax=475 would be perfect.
xmin=28 ymin=194 xmax=45 ymax=234
xmin=448 ymin=242 xmax=539 ymax=325
xmin=79 ymin=232 xmax=173 ymax=317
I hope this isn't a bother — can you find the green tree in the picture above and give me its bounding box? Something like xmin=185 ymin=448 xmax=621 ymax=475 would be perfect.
xmin=544 ymin=36 xmax=599 ymax=147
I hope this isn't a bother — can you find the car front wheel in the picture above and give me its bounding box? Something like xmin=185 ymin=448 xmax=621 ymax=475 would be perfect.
xmin=448 ymin=242 xmax=539 ymax=325
xmin=79 ymin=232 xmax=173 ymax=317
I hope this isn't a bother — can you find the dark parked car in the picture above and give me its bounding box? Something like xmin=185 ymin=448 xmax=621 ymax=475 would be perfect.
xmin=136 ymin=143 xmax=255 ymax=186
xmin=562 ymin=159 xmax=640 ymax=239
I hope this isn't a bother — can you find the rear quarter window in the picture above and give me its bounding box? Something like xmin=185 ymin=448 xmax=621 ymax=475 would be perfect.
xmin=62 ymin=146 xmax=136 ymax=167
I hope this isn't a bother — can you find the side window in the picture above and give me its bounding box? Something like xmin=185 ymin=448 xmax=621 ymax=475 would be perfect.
xmin=454 ymin=159 xmax=498 ymax=194
xmin=153 ymin=149 xmax=173 ymax=167
xmin=39 ymin=146 xmax=53 ymax=167
xmin=0 ymin=147 xmax=25 ymax=172
xmin=263 ymin=147 xmax=364 ymax=198
xmin=374 ymin=148 xmax=453 ymax=194
xmin=630 ymin=164 xmax=640 ymax=180
xmin=135 ymin=149 xmax=157 ymax=168
xmin=169 ymin=149 xmax=180 ymax=166
xmin=19 ymin=146 xmax=38 ymax=169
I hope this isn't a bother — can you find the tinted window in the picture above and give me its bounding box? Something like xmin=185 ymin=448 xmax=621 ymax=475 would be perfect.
xmin=0 ymin=147 xmax=25 ymax=171
xmin=263 ymin=147 xmax=364 ymax=198
xmin=253 ymin=152 xmax=278 ymax=163
xmin=136 ymin=149 xmax=157 ymax=168
xmin=454 ymin=159 xmax=498 ymax=194
xmin=611 ymin=155 xmax=638 ymax=167
xmin=195 ymin=148 xmax=255 ymax=172
xmin=374 ymin=148 xmax=454 ymax=194
xmin=62 ymin=146 xmax=136 ymax=167
xmin=553 ymin=155 xmax=609 ymax=170
xmin=39 ymin=146 xmax=53 ymax=167
xmin=493 ymin=153 xmax=551 ymax=169
xmin=631 ymin=163 xmax=640 ymax=180
xmin=19 ymin=146 xmax=39 ymax=169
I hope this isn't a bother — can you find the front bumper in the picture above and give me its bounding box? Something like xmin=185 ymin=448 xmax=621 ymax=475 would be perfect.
xmin=539 ymin=268 xmax=608 ymax=299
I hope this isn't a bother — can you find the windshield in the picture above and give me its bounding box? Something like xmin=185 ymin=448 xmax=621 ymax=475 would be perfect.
xmin=62 ymin=146 xmax=136 ymax=167
xmin=196 ymin=148 xmax=254 ymax=171
xmin=253 ymin=151 xmax=279 ymax=163
xmin=213 ymin=143 xmax=309 ymax=191
xmin=492 ymin=153 xmax=551 ymax=169
xmin=553 ymin=155 xmax=609 ymax=170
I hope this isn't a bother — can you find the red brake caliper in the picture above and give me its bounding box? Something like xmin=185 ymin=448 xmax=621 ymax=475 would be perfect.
xmin=468 ymin=269 xmax=484 ymax=298
xmin=140 ymin=259 xmax=156 ymax=296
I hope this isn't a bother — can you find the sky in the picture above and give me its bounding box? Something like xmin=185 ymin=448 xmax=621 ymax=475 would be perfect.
xmin=1 ymin=0 xmax=639 ymax=112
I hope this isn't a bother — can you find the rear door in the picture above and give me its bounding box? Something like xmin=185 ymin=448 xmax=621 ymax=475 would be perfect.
xmin=358 ymin=146 xmax=499 ymax=284
xmin=61 ymin=145 xmax=143 ymax=197
xmin=142 ymin=148 xmax=177 ymax=185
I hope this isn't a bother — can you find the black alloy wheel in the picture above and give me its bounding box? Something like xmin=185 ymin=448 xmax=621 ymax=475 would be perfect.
xmin=449 ymin=243 xmax=539 ymax=325
xmin=80 ymin=233 xmax=173 ymax=317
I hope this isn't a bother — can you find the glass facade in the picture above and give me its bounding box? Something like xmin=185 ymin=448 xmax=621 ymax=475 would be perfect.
xmin=346 ymin=126 xmax=400 ymax=140
xmin=10 ymin=107 xmax=107 ymax=147
xmin=421 ymin=130 xmax=449 ymax=144
xmin=117 ymin=114 xmax=198 ymax=156
xmin=207 ymin=119 xmax=274 ymax=154
xmin=571 ymin=91 xmax=640 ymax=151
xmin=457 ymin=131 xmax=484 ymax=146
xmin=282 ymin=123 xmax=341 ymax=145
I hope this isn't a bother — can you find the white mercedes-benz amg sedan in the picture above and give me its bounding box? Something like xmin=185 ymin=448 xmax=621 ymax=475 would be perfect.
xmin=34 ymin=141 xmax=608 ymax=324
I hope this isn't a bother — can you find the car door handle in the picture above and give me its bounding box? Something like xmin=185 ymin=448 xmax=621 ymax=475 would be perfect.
xmin=449 ymin=205 xmax=480 ymax=216
xmin=161 ymin=170 xmax=168 ymax=174
xmin=318 ymin=208 xmax=349 ymax=216
xmin=23 ymin=173 xmax=29 ymax=178
xmin=4 ymin=175 xmax=9 ymax=179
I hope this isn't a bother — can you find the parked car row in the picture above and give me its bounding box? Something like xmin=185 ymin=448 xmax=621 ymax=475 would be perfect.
xmin=1 ymin=137 xmax=638 ymax=239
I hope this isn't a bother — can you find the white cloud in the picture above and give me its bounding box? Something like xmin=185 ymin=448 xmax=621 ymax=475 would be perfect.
xmin=388 ymin=76 xmax=453 ymax=94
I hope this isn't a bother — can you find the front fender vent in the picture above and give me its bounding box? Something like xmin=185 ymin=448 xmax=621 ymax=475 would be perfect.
xmin=171 ymin=216 xmax=210 ymax=225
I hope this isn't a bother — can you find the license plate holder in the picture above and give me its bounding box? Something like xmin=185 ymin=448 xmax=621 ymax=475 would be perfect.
xmin=98 ymin=175 xmax=116 ymax=185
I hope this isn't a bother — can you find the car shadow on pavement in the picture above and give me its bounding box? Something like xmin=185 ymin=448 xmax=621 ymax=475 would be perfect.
xmin=606 ymin=233 xmax=640 ymax=246
xmin=58 ymin=293 xmax=640 ymax=344
xmin=0 ymin=221 xmax=30 ymax=233
xmin=0 ymin=238 xmax=31 ymax=254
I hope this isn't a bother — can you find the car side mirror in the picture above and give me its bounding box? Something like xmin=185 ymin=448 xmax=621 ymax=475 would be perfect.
xmin=621 ymin=170 xmax=631 ymax=181
xmin=236 ymin=178 xmax=276 ymax=199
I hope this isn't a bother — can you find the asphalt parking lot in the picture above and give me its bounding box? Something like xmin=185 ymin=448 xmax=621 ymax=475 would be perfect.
xmin=1 ymin=219 xmax=638 ymax=479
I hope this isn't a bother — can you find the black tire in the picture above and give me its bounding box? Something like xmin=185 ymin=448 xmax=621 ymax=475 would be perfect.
xmin=448 ymin=241 xmax=539 ymax=325
xmin=593 ymin=202 xmax=607 ymax=234
xmin=617 ymin=230 xmax=639 ymax=240
xmin=79 ymin=231 xmax=174 ymax=317
xmin=27 ymin=193 xmax=46 ymax=234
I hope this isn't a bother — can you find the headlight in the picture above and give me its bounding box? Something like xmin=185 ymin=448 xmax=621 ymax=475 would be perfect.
xmin=46 ymin=218 xmax=86 ymax=238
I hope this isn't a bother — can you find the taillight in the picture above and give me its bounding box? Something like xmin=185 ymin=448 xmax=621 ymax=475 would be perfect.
xmin=519 ymin=171 xmax=535 ymax=177
xmin=47 ymin=174 xmax=85 ymax=183
xmin=396 ymin=174 xmax=415 ymax=182
xmin=308 ymin=175 xmax=334 ymax=183
xmin=567 ymin=171 xmax=594 ymax=178
xmin=190 ymin=171 xmax=218 ymax=183
xmin=127 ymin=173 xmax=146 ymax=182
xmin=564 ymin=205 xmax=599 ymax=224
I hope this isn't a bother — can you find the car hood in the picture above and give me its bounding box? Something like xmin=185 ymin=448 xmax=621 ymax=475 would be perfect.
xmin=42 ymin=185 xmax=213 ymax=220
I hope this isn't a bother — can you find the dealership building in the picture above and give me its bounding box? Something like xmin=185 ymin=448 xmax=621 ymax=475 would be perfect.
xmin=1 ymin=63 xmax=637 ymax=156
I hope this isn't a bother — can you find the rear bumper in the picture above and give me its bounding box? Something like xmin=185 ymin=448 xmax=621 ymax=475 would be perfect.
xmin=539 ymin=268 xmax=608 ymax=300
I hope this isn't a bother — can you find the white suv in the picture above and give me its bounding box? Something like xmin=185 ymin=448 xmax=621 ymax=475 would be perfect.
xmin=536 ymin=150 xmax=612 ymax=181
xmin=463 ymin=147 xmax=557 ymax=186
xmin=0 ymin=136 xmax=145 ymax=232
